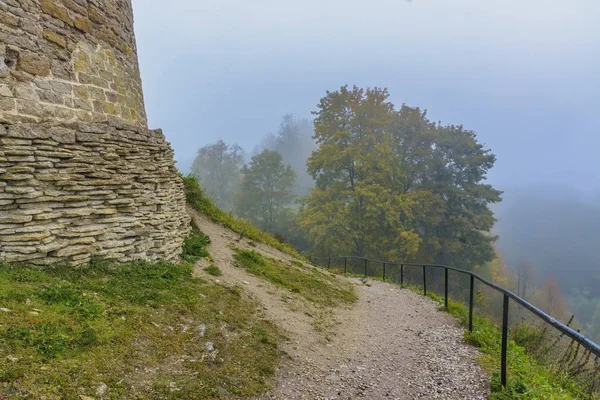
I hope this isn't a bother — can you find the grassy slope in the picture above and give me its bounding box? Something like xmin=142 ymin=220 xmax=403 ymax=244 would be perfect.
xmin=233 ymin=249 xmax=356 ymax=308
xmin=0 ymin=232 xmax=281 ymax=399
xmin=0 ymin=178 xmax=354 ymax=399
xmin=445 ymin=299 xmax=590 ymax=400
xmin=182 ymin=175 xmax=304 ymax=260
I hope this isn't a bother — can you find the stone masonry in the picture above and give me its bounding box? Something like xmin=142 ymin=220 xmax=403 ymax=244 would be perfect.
xmin=0 ymin=0 xmax=146 ymax=126
xmin=0 ymin=1 xmax=191 ymax=265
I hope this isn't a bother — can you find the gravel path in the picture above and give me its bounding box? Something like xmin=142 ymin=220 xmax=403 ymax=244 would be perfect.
xmin=189 ymin=208 xmax=489 ymax=400
xmin=262 ymin=281 xmax=489 ymax=400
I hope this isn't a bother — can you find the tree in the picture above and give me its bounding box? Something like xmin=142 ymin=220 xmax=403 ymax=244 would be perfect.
xmin=299 ymin=86 xmax=421 ymax=260
xmin=299 ymin=85 xmax=502 ymax=268
xmin=389 ymin=105 xmax=502 ymax=267
xmin=256 ymin=114 xmax=316 ymax=195
xmin=538 ymin=274 xmax=568 ymax=320
xmin=236 ymin=150 xmax=296 ymax=233
xmin=190 ymin=140 xmax=244 ymax=210
xmin=517 ymin=261 xmax=535 ymax=300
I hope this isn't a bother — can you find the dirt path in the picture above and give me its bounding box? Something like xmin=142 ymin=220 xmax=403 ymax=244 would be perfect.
xmin=261 ymin=280 xmax=489 ymax=400
xmin=190 ymin=208 xmax=489 ymax=400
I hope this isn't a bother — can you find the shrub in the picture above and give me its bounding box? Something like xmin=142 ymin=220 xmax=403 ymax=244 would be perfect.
xmin=204 ymin=264 xmax=222 ymax=277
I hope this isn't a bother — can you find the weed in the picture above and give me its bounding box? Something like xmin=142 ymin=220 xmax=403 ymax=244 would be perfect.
xmin=204 ymin=264 xmax=223 ymax=277
xmin=182 ymin=230 xmax=211 ymax=263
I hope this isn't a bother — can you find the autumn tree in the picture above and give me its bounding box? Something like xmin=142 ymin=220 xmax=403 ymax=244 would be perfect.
xmin=299 ymin=85 xmax=502 ymax=268
xmin=256 ymin=114 xmax=316 ymax=195
xmin=191 ymin=140 xmax=244 ymax=210
xmin=538 ymin=274 xmax=568 ymax=320
xmin=299 ymin=86 xmax=421 ymax=260
xmin=236 ymin=150 xmax=296 ymax=233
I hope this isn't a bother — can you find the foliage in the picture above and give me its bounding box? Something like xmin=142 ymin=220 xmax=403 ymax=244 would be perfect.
xmin=255 ymin=114 xmax=316 ymax=196
xmin=190 ymin=140 xmax=245 ymax=210
xmin=205 ymin=264 xmax=223 ymax=276
xmin=233 ymin=250 xmax=356 ymax=307
xmin=536 ymin=275 xmax=569 ymax=320
xmin=0 ymin=260 xmax=281 ymax=399
xmin=300 ymin=85 xmax=502 ymax=269
xmin=181 ymin=230 xmax=211 ymax=263
xmin=447 ymin=301 xmax=590 ymax=400
xmin=236 ymin=149 xmax=297 ymax=233
xmin=182 ymin=174 xmax=304 ymax=260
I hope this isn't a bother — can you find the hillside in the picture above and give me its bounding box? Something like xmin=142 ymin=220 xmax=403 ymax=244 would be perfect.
xmin=0 ymin=178 xmax=491 ymax=399
xmin=188 ymin=207 xmax=489 ymax=399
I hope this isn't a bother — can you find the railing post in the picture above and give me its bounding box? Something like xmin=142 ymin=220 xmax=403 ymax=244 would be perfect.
xmin=344 ymin=257 xmax=347 ymax=274
xmin=501 ymin=294 xmax=509 ymax=388
xmin=469 ymin=275 xmax=474 ymax=333
xmin=364 ymin=259 xmax=368 ymax=277
xmin=423 ymin=265 xmax=427 ymax=296
xmin=400 ymin=264 xmax=404 ymax=286
xmin=383 ymin=263 xmax=386 ymax=281
xmin=444 ymin=268 xmax=449 ymax=309
xmin=327 ymin=258 xmax=331 ymax=269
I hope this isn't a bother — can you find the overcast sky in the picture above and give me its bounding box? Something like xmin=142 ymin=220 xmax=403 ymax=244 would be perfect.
xmin=131 ymin=0 xmax=600 ymax=198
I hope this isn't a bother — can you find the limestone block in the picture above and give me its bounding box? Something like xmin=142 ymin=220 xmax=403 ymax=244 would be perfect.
xmin=0 ymin=121 xmax=189 ymax=265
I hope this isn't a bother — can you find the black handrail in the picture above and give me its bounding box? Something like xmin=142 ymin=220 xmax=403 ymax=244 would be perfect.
xmin=310 ymin=255 xmax=600 ymax=388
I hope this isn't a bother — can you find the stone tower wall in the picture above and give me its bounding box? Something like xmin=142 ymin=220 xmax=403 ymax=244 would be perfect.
xmin=0 ymin=0 xmax=146 ymax=126
xmin=0 ymin=1 xmax=190 ymax=265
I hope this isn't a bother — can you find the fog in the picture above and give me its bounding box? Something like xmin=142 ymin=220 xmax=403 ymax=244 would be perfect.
xmin=130 ymin=0 xmax=600 ymax=334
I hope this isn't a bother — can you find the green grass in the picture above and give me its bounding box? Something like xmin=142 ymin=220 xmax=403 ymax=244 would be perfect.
xmin=205 ymin=264 xmax=223 ymax=277
xmin=394 ymin=283 xmax=593 ymax=400
xmin=0 ymin=258 xmax=281 ymax=399
xmin=181 ymin=229 xmax=211 ymax=263
xmin=233 ymin=249 xmax=356 ymax=308
xmin=183 ymin=175 xmax=305 ymax=261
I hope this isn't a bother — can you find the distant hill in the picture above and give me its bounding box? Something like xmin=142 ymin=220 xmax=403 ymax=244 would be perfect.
xmin=494 ymin=185 xmax=600 ymax=292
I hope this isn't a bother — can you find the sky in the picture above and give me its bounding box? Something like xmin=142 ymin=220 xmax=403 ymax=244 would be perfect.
xmin=130 ymin=0 xmax=600 ymax=198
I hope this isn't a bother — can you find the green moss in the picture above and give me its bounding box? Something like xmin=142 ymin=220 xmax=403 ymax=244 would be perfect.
xmin=183 ymin=175 xmax=305 ymax=261
xmin=233 ymin=249 xmax=356 ymax=307
xmin=0 ymin=260 xmax=281 ymax=399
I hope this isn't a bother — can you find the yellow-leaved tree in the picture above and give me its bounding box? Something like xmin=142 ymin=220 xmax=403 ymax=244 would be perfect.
xmin=300 ymin=85 xmax=502 ymax=269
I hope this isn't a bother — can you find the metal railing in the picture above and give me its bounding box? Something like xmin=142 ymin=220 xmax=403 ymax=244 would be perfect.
xmin=310 ymin=255 xmax=600 ymax=389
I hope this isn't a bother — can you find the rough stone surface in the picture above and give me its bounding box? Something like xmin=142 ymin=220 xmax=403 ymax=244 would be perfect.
xmin=0 ymin=2 xmax=189 ymax=265
xmin=0 ymin=122 xmax=190 ymax=265
xmin=0 ymin=0 xmax=147 ymax=126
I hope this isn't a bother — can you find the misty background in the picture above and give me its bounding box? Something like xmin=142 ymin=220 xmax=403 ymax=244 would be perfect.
xmin=130 ymin=0 xmax=600 ymax=337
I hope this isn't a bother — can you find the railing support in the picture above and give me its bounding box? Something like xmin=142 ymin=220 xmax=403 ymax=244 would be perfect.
xmin=501 ymin=294 xmax=509 ymax=388
xmin=327 ymin=258 xmax=331 ymax=269
xmin=344 ymin=257 xmax=347 ymax=274
xmin=444 ymin=268 xmax=449 ymax=309
xmin=423 ymin=265 xmax=427 ymax=296
xmin=364 ymin=259 xmax=368 ymax=277
xmin=383 ymin=263 xmax=386 ymax=281
xmin=400 ymin=264 xmax=404 ymax=286
xmin=469 ymin=275 xmax=474 ymax=333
